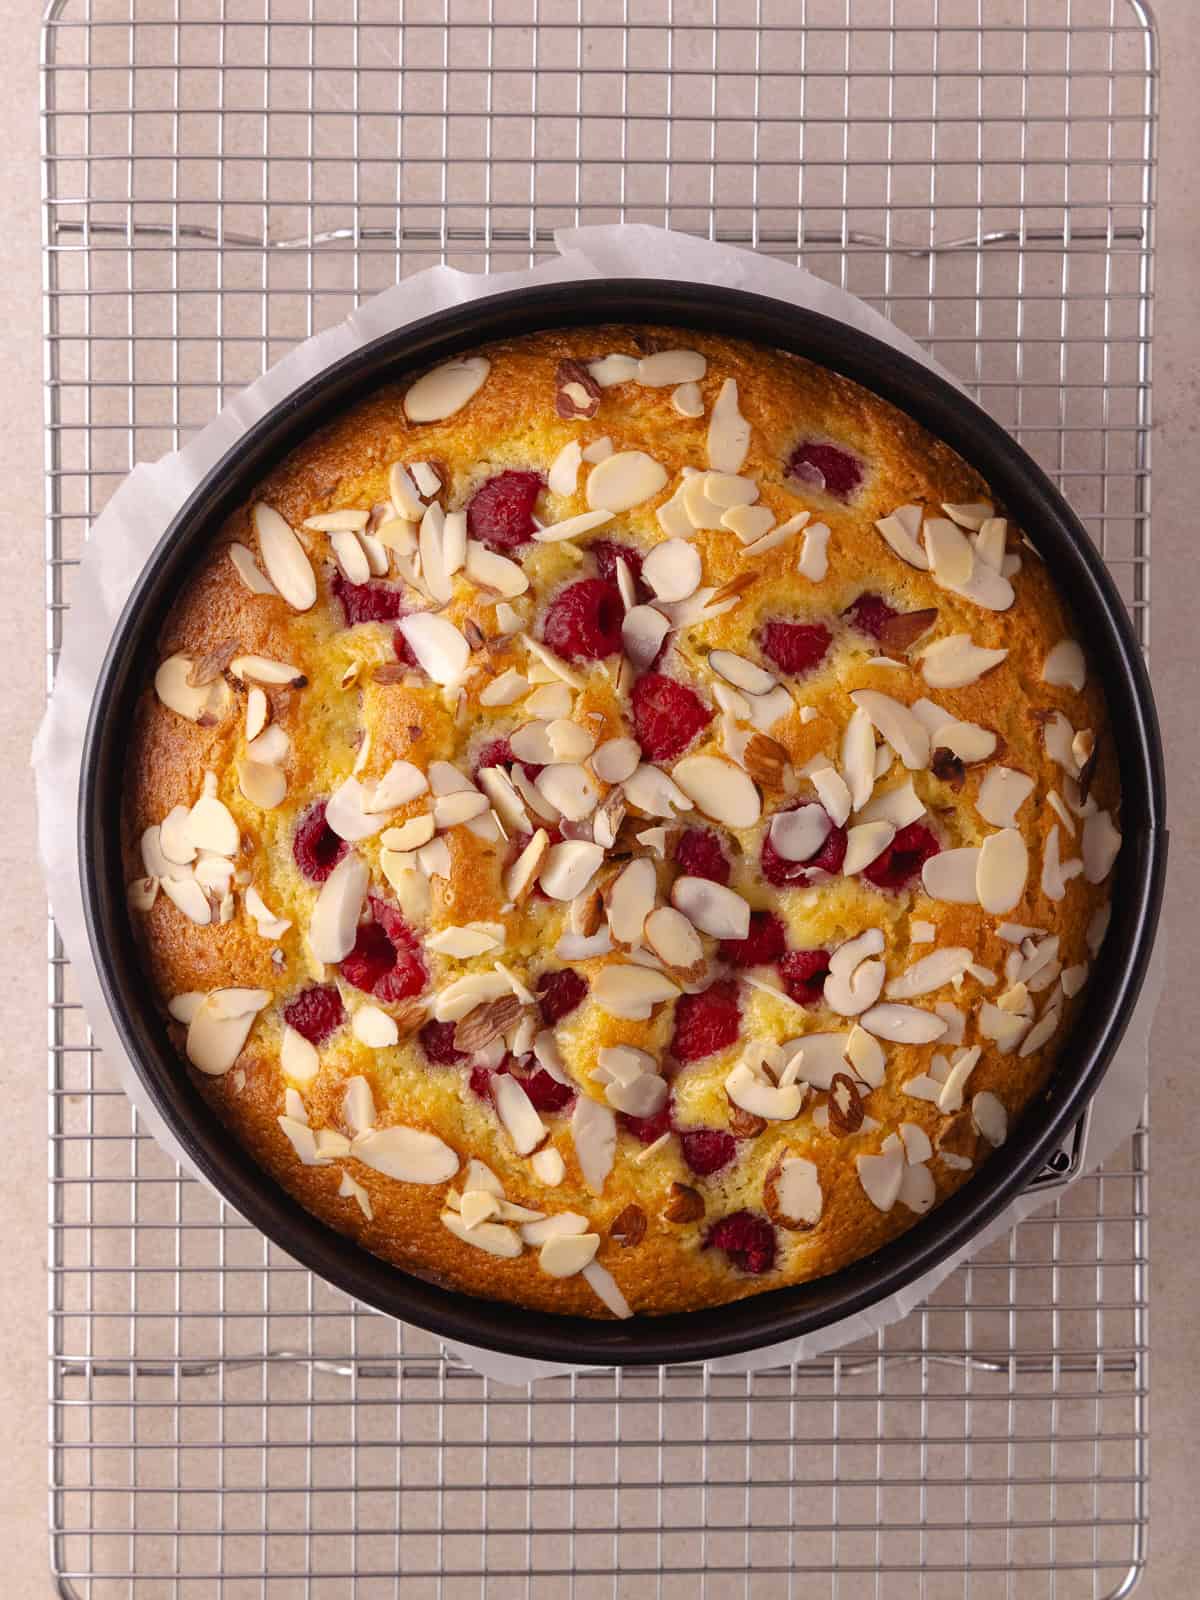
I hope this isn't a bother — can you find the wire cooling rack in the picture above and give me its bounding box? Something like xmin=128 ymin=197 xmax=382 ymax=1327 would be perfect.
xmin=41 ymin=1 xmax=1156 ymax=1594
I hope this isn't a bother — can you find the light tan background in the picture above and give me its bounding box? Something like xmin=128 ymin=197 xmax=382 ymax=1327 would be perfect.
xmin=2 ymin=0 xmax=1197 ymax=1592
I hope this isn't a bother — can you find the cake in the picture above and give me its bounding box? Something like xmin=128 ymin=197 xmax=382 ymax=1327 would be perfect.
xmin=121 ymin=325 xmax=1121 ymax=1319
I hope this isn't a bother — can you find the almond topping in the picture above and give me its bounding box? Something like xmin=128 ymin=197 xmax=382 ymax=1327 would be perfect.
xmin=308 ymin=852 xmax=369 ymax=964
xmin=743 ymin=733 xmax=790 ymax=790
xmin=539 ymin=839 xmax=604 ymax=901
xmin=154 ymin=654 xmax=233 ymax=724
xmin=642 ymin=906 xmax=705 ymax=977
xmin=555 ymin=358 xmax=602 ymax=419
xmin=671 ymin=754 xmax=762 ymax=829
xmin=638 ymin=349 xmax=707 ymax=386
xmin=922 ymin=847 xmax=982 ymax=905
xmin=643 ymin=539 xmax=702 ymax=603
xmin=671 ymin=382 xmax=705 ymax=418
xmin=610 ymin=1204 xmax=647 ymax=1247
xmin=670 ymin=876 xmax=750 ymax=940
xmin=827 ymin=1072 xmax=866 ymax=1135
xmin=663 ymin=1183 xmax=705 ymax=1224
xmin=621 ymin=603 xmax=672 ymax=670
xmin=707 ymin=379 xmax=751 ymax=473
xmin=976 ymin=766 xmax=1034 ymax=828
xmin=859 ymin=1003 xmax=948 ymax=1044
xmin=592 ymin=737 xmax=640 ymax=784
xmin=920 ymin=633 xmax=1008 ymax=689
xmin=874 ymin=504 xmax=930 ymax=571
xmin=586 ymin=450 xmax=669 ymax=514
xmin=765 ymin=1155 xmax=823 ymax=1230
xmin=593 ymin=965 xmax=679 ymax=1021
xmin=976 ymin=827 xmax=1029 ymax=914
xmin=850 ymin=690 xmax=930 ymax=771
xmin=1042 ymin=638 xmax=1087 ymax=693
xmin=227 ymin=542 xmax=278 ymax=596
xmin=252 ymin=503 xmax=317 ymax=612
xmin=404 ymin=356 xmax=490 ymax=423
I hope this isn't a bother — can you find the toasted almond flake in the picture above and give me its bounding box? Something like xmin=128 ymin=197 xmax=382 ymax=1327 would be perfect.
xmin=458 ymin=1190 xmax=502 ymax=1229
xmin=909 ymin=920 xmax=936 ymax=945
xmin=707 ymin=379 xmax=751 ymax=472
xmin=440 ymin=1211 xmax=522 ymax=1256
xmin=976 ymin=828 xmax=1028 ymax=914
xmin=432 ymin=791 xmax=490 ymax=830
xmin=773 ymin=1033 xmax=849 ymax=1090
xmin=283 ymin=1086 xmax=307 ymax=1123
xmin=942 ymin=501 xmax=993 ymax=531
xmin=707 ymin=650 xmax=773 ymax=697
xmin=159 ymin=805 xmax=195 ymax=866
xmin=244 ymin=687 xmax=269 ymax=745
xmin=822 ymin=928 xmax=886 ymax=1016
xmin=972 ymin=516 xmax=1007 ymax=571
xmin=1017 ymin=1001 xmax=1062 ymax=1058
xmin=396 ymin=613 xmax=470 ymax=686
xmin=463 ymin=540 xmax=529 ymax=600
xmin=932 ymin=720 xmax=997 ymax=765
xmin=229 ymin=654 xmax=305 ymax=688
xmin=308 ymin=852 xmax=369 ymax=965
xmin=548 ymin=439 xmax=583 ymax=497
xmin=1040 ymin=824 xmax=1083 ymax=901
xmin=797 ymin=520 xmax=832 ymax=580
xmin=842 ymin=820 xmax=896 ymax=877
xmin=921 ymin=847 xmax=981 ymax=905
xmin=850 ymin=690 xmax=930 ymax=771
xmin=158 ymin=875 xmax=210 ymax=925
xmin=534 ymin=1231 xmax=598 ymax=1277
xmin=1082 ymin=809 xmax=1121 ymax=884
xmin=972 ymin=1091 xmax=1008 ymax=1146
xmin=322 ymin=776 xmax=385 ymax=843
xmin=524 ymin=635 xmax=585 ymax=689
xmin=154 ymin=654 xmax=233 ymax=724
xmin=719 ymin=502 xmax=776 ymax=545
xmin=643 ymin=905 xmax=705 ymax=975
xmin=614 ymin=602 xmax=669 ymax=671
xmin=571 ymin=1095 xmax=616 ymax=1194
xmin=1043 ymin=638 xmax=1087 ymax=693
xmin=976 ymin=767 xmax=1035 ymax=829
xmin=187 ymin=790 xmax=239 ymax=857
xmin=859 ymin=1003 xmax=948 ymax=1044
xmin=742 ymin=510 xmax=816 ymax=557
xmin=623 ymin=763 xmax=694 ymax=818
xmin=874 ymin=742 xmax=896 ymax=777
xmin=490 ymin=1074 xmax=547 ymax=1157
xmin=228 ymin=541 xmax=278 ymax=596
xmin=834 ymin=706 xmax=875 ymax=815
xmin=588 ymin=354 xmax=638 ymax=388
xmin=887 ymin=947 xmax=974 ymax=999
xmin=670 ymin=380 xmax=704 ymax=418
xmin=236 ymin=755 xmax=286 ymax=809
xmin=251 ymin=503 xmax=316 ymax=612
xmin=605 ymin=858 xmax=658 ymax=946
xmin=857 ymin=1141 xmax=905 ymax=1212
xmin=654 ymin=480 xmax=695 ymax=540
xmin=920 ymin=633 xmax=1008 ymax=689
xmin=185 ymin=989 xmax=270 ymax=1076
xmin=539 ymin=839 xmax=604 ymax=901
xmin=670 ymin=876 xmax=751 ymax=940
xmin=533 ymin=508 xmax=614 ymax=545
xmin=386 ymin=461 xmax=425 ymax=521
xmin=874 ymin=504 xmax=930 ymax=570
xmin=671 ymin=754 xmax=761 ymax=829
xmin=593 ymin=965 xmax=679 ymax=1021
xmin=526 ymin=1148 xmax=565 ymax=1189
xmin=592 ymin=737 xmax=639 ymax=785
xmin=845 ymin=1024 xmax=886 ymax=1087
xmin=924 ymin=516 xmax=975 ymax=587
xmin=638 ymin=349 xmax=707 ymax=386
xmin=325 ymin=527 xmax=368 ymax=585
xmin=404 ymin=356 xmax=490 ymax=423
xmin=769 ymin=804 xmax=832 ymax=862
xmin=478 ymin=668 xmax=527 ymax=708
xmin=896 ymin=1162 xmax=936 ymax=1213
xmin=280 ymin=1023 xmax=320 ymax=1083
xmin=585 ymin=450 xmax=669 ymax=514
xmin=640 ymin=539 xmax=700 ymax=604
xmin=1061 ymin=962 xmax=1089 ymax=998
xmin=520 ymin=1211 xmax=587 ymax=1246
xmin=536 ymin=763 xmax=601 ymax=823
xmin=703 ymin=472 xmax=757 ymax=509
xmin=244 ymin=725 xmax=288 ymax=768
xmin=725 ymin=1059 xmax=805 ymax=1121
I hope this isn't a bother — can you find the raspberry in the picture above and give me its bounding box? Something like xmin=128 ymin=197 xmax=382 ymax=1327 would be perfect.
xmin=392 ymin=625 xmax=419 ymax=668
xmin=680 ymin=1129 xmax=737 ymax=1177
xmin=341 ymin=896 xmax=426 ymax=1002
xmin=842 ymin=592 xmax=898 ymax=639
xmin=760 ymin=619 xmax=832 ymax=677
xmin=861 ymin=821 xmax=941 ymax=891
xmin=536 ymin=967 xmax=588 ymax=1025
xmin=514 ymin=1067 xmax=576 ymax=1114
xmin=705 ymin=1210 xmax=778 ymax=1275
xmin=543 ymin=578 xmax=624 ymax=661
xmin=671 ymin=979 xmax=741 ymax=1064
xmin=419 ymin=1019 xmax=465 ymax=1065
xmin=283 ymin=984 xmax=346 ymax=1045
xmin=719 ymin=910 xmax=787 ymax=968
xmin=590 ymin=539 xmax=648 ymax=600
xmin=292 ymin=800 xmax=350 ymax=884
xmin=331 ymin=571 xmax=406 ymax=627
xmin=631 ymin=672 xmax=712 ymax=761
xmin=674 ymin=828 xmax=731 ymax=886
xmin=466 ymin=470 xmax=543 ymax=552
xmin=778 ymin=948 xmax=831 ymax=1006
xmin=473 ymin=736 xmax=543 ymax=782
xmin=786 ymin=441 xmax=864 ymax=501
xmin=618 ymin=1100 xmax=674 ymax=1145
xmin=760 ymin=802 xmax=847 ymax=887
xmin=469 ymin=1064 xmax=496 ymax=1100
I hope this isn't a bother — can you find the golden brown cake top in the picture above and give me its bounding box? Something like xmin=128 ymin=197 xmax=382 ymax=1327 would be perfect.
xmin=122 ymin=325 xmax=1120 ymax=1318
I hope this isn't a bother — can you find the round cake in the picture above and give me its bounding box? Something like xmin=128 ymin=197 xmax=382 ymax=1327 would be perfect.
xmin=121 ymin=325 xmax=1122 ymax=1319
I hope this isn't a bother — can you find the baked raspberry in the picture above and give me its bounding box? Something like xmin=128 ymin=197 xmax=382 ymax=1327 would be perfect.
xmin=331 ymin=571 xmax=405 ymax=627
xmin=631 ymin=672 xmax=712 ymax=761
xmin=786 ymin=440 xmax=864 ymax=501
xmin=292 ymin=800 xmax=350 ymax=884
xmin=419 ymin=1019 xmax=465 ymax=1066
xmin=674 ymin=827 xmax=731 ymax=886
xmin=672 ymin=980 xmax=741 ymax=1064
xmin=392 ymin=625 xmax=419 ymax=668
xmin=468 ymin=1064 xmax=495 ymax=1100
xmin=466 ymin=470 xmax=543 ymax=552
xmin=705 ymin=1210 xmax=778 ymax=1275
xmin=842 ymin=592 xmax=898 ymax=640
xmin=719 ymin=910 xmax=787 ymax=969
xmin=760 ymin=619 xmax=832 ymax=677
xmin=618 ymin=1100 xmax=674 ymax=1145
xmin=680 ymin=1128 xmax=737 ymax=1177
xmin=590 ymin=539 xmax=648 ymax=600
xmin=514 ymin=1067 xmax=576 ymax=1114
xmin=778 ymin=948 xmax=832 ymax=1006
xmin=862 ymin=821 xmax=941 ymax=891
xmin=341 ymin=896 xmax=426 ymax=1002
xmin=473 ymin=736 xmax=543 ymax=782
xmin=283 ymin=984 xmax=346 ymax=1046
xmin=543 ymin=578 xmax=624 ymax=661
xmin=536 ymin=967 xmax=588 ymax=1025
xmin=760 ymin=802 xmax=847 ymax=887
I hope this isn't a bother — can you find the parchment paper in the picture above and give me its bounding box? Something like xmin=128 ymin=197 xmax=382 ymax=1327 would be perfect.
xmin=32 ymin=224 xmax=1162 ymax=1385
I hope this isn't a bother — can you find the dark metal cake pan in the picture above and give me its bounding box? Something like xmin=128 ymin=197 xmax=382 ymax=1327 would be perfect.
xmin=78 ymin=280 xmax=1167 ymax=1366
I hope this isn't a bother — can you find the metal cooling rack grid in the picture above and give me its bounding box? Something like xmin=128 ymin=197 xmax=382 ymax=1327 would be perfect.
xmin=42 ymin=1 xmax=1155 ymax=1594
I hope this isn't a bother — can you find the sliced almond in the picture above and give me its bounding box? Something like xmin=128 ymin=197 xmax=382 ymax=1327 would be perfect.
xmin=850 ymin=690 xmax=930 ymax=771
xmin=404 ymin=356 xmax=490 ymax=423
xmin=931 ymin=720 xmax=997 ymax=764
xmin=1082 ymin=809 xmax=1121 ymax=884
xmin=532 ymin=509 xmax=615 ymax=545
xmin=237 ymin=759 xmax=287 ymax=810
xmin=923 ymin=516 xmax=975 ymax=587
xmin=842 ymin=820 xmax=895 ymax=877
xmin=593 ymin=964 xmax=679 ymax=1021
xmin=920 ymin=633 xmax=1008 ymax=689
xmin=571 ymin=1095 xmax=617 ymax=1192
xmin=976 ymin=767 xmax=1034 ymax=828
xmin=921 ymin=848 xmax=981 ymax=905
xmin=592 ymin=737 xmax=640 ymax=784
xmin=587 ymin=354 xmax=638 ymax=388
xmin=252 ymin=503 xmax=316 ymax=611
xmin=671 ymin=381 xmax=705 ymax=418
xmin=623 ymin=764 xmax=694 ymax=818
xmin=308 ymin=852 xmax=369 ymax=963
xmin=230 ymin=653 xmax=305 ymax=687
xmin=743 ymin=733 xmax=790 ymax=790
xmin=859 ymin=1003 xmax=948 ymax=1044
xmin=154 ymin=654 xmax=232 ymax=724
xmin=396 ymin=613 xmax=470 ymax=685
xmin=185 ymin=989 xmax=270 ymax=1076
xmin=643 ymin=905 xmax=705 ymax=976
xmin=874 ymin=504 xmax=930 ymax=571
xmin=765 ymin=1155 xmax=823 ymax=1229
xmin=621 ymin=604 xmax=672 ymax=670
xmin=638 ymin=349 xmax=706 ymax=386
xmin=840 ymin=706 xmax=877 ymax=812
xmin=555 ymin=357 xmax=602 ymax=419
xmin=227 ymin=541 xmax=278 ymax=597
xmin=159 ymin=875 xmax=211 ymax=925
xmin=244 ymin=686 xmax=269 ymax=743
xmin=671 ymin=754 xmax=761 ymax=829
xmin=1042 ymin=638 xmax=1087 ymax=693
xmin=539 ymin=839 xmax=604 ymax=901
xmin=493 ymin=1074 xmax=547 ymax=1156
xmin=971 ymin=1091 xmax=1008 ymax=1146
xmin=720 ymin=503 xmax=776 ymax=544
xmin=586 ymin=450 xmax=669 ymax=513
xmin=463 ymin=541 xmax=528 ymax=599
xmin=857 ymin=1140 xmax=905 ymax=1212
xmin=503 ymin=828 xmax=550 ymax=903
xmin=769 ymin=805 xmax=832 ymax=862
xmin=886 ymin=947 xmax=973 ymax=999
xmin=709 ymin=649 xmax=775 ymax=696
xmin=707 ymin=378 xmax=750 ymax=473
xmin=605 ymin=858 xmax=658 ymax=945
xmin=977 ymin=828 xmax=1028 ymax=914
xmin=670 ymin=876 xmax=750 ymax=940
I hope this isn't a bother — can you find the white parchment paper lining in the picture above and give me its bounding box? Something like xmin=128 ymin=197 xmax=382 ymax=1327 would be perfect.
xmin=32 ymin=225 xmax=1162 ymax=1386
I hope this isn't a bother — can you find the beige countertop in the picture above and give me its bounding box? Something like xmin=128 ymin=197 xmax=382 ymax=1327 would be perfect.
xmin=1 ymin=0 xmax=1196 ymax=1592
